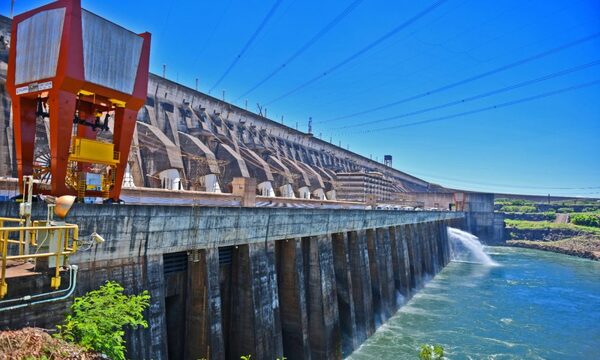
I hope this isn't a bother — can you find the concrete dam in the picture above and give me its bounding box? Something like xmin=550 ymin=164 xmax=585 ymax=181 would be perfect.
xmin=0 ymin=3 xmax=491 ymax=359
xmin=0 ymin=202 xmax=464 ymax=359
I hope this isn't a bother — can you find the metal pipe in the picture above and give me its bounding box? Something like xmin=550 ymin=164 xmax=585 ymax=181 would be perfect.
xmin=0 ymin=265 xmax=78 ymax=311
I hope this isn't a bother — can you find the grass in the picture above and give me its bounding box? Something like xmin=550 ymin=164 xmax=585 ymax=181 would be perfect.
xmin=504 ymin=219 xmax=600 ymax=235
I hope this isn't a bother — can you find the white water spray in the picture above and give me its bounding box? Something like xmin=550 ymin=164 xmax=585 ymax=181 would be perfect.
xmin=447 ymin=227 xmax=498 ymax=266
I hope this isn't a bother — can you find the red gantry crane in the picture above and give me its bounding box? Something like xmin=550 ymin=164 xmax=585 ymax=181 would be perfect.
xmin=6 ymin=0 xmax=150 ymax=202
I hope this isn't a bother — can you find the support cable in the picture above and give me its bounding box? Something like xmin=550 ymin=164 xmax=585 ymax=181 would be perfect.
xmin=322 ymin=31 xmax=600 ymax=123
xmin=264 ymin=0 xmax=449 ymax=106
xmin=209 ymin=0 xmax=284 ymax=93
xmin=331 ymin=59 xmax=600 ymax=130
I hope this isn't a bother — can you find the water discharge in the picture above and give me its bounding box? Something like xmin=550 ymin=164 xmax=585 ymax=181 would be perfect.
xmin=447 ymin=227 xmax=498 ymax=266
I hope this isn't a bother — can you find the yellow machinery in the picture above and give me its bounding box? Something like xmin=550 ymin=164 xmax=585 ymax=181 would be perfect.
xmin=0 ymin=176 xmax=79 ymax=299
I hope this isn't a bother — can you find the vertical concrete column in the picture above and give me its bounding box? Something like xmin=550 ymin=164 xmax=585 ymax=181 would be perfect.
xmin=347 ymin=230 xmax=375 ymax=343
xmin=305 ymin=235 xmax=342 ymax=359
xmin=403 ymin=224 xmax=416 ymax=292
xmin=409 ymin=223 xmax=423 ymax=289
xmin=229 ymin=243 xmax=284 ymax=360
xmin=393 ymin=225 xmax=411 ymax=299
xmin=388 ymin=226 xmax=403 ymax=303
xmin=331 ymin=232 xmax=359 ymax=356
xmin=276 ymin=239 xmax=311 ymax=360
xmin=185 ymin=248 xmax=224 ymax=360
xmin=429 ymin=221 xmax=440 ymax=275
xmin=366 ymin=229 xmax=383 ymax=326
xmin=376 ymin=227 xmax=396 ymax=316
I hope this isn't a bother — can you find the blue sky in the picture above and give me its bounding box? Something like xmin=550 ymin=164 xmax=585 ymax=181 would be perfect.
xmin=3 ymin=0 xmax=600 ymax=197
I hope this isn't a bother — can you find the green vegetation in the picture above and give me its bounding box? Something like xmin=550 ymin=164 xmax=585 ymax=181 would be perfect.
xmin=499 ymin=205 xmax=537 ymax=213
xmin=495 ymin=198 xmax=533 ymax=206
xmin=505 ymin=219 xmax=600 ymax=235
xmin=571 ymin=214 xmax=600 ymax=228
xmin=557 ymin=207 xmax=574 ymax=213
xmin=56 ymin=281 xmax=150 ymax=360
xmin=419 ymin=344 xmax=444 ymax=360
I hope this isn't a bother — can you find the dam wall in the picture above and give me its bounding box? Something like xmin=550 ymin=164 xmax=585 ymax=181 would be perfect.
xmin=0 ymin=203 xmax=464 ymax=359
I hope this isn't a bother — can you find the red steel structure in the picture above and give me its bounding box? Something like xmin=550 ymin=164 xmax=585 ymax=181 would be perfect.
xmin=6 ymin=0 xmax=150 ymax=201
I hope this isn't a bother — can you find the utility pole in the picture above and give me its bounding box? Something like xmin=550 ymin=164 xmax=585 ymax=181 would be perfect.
xmin=10 ymin=0 xmax=15 ymax=18
xmin=162 ymin=64 xmax=166 ymax=78
xmin=195 ymin=78 xmax=198 ymax=91
xmin=245 ymin=99 xmax=248 ymax=110
xmin=308 ymin=117 xmax=312 ymax=134
xmin=281 ymin=115 xmax=284 ymax=125
xmin=222 ymin=90 xmax=225 ymax=101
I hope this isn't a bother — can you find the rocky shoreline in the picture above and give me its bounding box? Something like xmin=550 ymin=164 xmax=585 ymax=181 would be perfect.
xmin=507 ymin=236 xmax=600 ymax=261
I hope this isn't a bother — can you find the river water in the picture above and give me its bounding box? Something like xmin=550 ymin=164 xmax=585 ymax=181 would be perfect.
xmin=348 ymin=247 xmax=600 ymax=360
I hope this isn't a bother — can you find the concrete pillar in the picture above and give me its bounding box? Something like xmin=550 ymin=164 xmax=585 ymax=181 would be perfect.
xmin=276 ymin=239 xmax=311 ymax=360
xmin=228 ymin=242 xmax=283 ymax=360
xmin=185 ymin=248 xmax=224 ymax=360
xmin=304 ymin=235 xmax=342 ymax=359
xmin=375 ymin=227 xmax=396 ymax=316
xmin=394 ymin=225 xmax=412 ymax=298
xmin=406 ymin=223 xmax=421 ymax=290
xmin=366 ymin=229 xmax=383 ymax=326
xmin=331 ymin=232 xmax=359 ymax=356
xmin=388 ymin=226 xmax=404 ymax=305
xmin=347 ymin=230 xmax=375 ymax=343
xmin=232 ymin=177 xmax=256 ymax=207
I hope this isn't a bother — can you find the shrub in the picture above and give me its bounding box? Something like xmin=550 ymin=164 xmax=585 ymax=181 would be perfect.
xmin=419 ymin=344 xmax=444 ymax=360
xmin=557 ymin=207 xmax=574 ymax=213
xmin=571 ymin=214 xmax=600 ymax=228
xmin=56 ymin=281 xmax=150 ymax=360
xmin=499 ymin=205 xmax=536 ymax=213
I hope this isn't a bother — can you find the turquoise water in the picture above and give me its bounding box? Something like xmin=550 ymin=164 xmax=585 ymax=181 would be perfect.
xmin=349 ymin=247 xmax=600 ymax=360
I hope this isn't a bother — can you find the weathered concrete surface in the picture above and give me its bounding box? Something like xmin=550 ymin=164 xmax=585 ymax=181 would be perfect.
xmin=0 ymin=203 xmax=463 ymax=359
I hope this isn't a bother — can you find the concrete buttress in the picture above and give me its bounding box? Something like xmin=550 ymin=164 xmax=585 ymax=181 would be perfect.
xmin=304 ymin=235 xmax=342 ymax=359
xmin=276 ymin=239 xmax=311 ymax=360
xmin=331 ymin=232 xmax=359 ymax=356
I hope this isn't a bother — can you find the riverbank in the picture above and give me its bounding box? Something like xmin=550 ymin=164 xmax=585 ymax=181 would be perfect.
xmin=507 ymin=235 xmax=600 ymax=261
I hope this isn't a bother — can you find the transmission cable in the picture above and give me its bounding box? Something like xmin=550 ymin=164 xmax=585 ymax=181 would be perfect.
xmin=322 ymin=31 xmax=600 ymax=123
xmin=331 ymin=59 xmax=600 ymax=130
xmin=209 ymin=0 xmax=284 ymax=93
xmin=236 ymin=0 xmax=366 ymax=101
xmin=340 ymin=79 xmax=600 ymax=134
xmin=264 ymin=0 xmax=450 ymax=106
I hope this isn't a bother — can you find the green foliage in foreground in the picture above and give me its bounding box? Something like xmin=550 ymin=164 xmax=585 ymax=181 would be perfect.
xmin=56 ymin=281 xmax=150 ymax=360
xmin=499 ymin=205 xmax=537 ymax=213
xmin=504 ymin=219 xmax=600 ymax=235
xmin=419 ymin=344 xmax=444 ymax=360
xmin=571 ymin=214 xmax=600 ymax=228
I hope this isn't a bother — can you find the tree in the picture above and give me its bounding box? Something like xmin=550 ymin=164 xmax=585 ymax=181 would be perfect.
xmin=56 ymin=281 xmax=150 ymax=360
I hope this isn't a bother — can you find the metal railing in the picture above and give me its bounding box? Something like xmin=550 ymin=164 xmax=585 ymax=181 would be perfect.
xmin=0 ymin=219 xmax=78 ymax=298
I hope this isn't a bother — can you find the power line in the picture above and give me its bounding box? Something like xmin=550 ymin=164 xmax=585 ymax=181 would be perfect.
xmin=264 ymin=0 xmax=449 ymax=106
xmin=344 ymin=79 xmax=600 ymax=134
xmin=412 ymin=171 xmax=600 ymax=190
xmin=236 ymin=0 xmax=366 ymax=101
xmin=322 ymin=31 xmax=600 ymax=123
xmin=190 ymin=0 xmax=234 ymax=71
xmin=209 ymin=0 xmax=284 ymax=93
xmin=331 ymin=59 xmax=600 ymax=130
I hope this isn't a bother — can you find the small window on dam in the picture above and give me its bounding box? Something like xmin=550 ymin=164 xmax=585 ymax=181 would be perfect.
xmin=219 ymin=246 xmax=234 ymax=265
xmin=163 ymin=252 xmax=187 ymax=274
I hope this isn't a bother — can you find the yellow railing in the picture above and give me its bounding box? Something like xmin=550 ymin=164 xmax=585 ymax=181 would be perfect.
xmin=0 ymin=218 xmax=78 ymax=298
